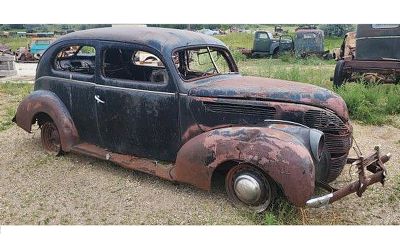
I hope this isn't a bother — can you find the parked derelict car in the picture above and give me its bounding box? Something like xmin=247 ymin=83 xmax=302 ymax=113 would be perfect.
xmin=13 ymin=27 xmax=391 ymax=212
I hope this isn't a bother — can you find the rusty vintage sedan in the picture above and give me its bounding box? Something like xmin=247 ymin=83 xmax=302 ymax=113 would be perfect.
xmin=13 ymin=27 xmax=391 ymax=212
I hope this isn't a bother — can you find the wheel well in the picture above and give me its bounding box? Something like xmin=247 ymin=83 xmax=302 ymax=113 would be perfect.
xmin=273 ymin=47 xmax=279 ymax=54
xmin=211 ymin=160 xmax=238 ymax=190
xmin=32 ymin=112 xmax=53 ymax=127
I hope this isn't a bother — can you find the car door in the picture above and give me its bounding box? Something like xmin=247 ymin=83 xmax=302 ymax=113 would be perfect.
xmin=37 ymin=40 xmax=102 ymax=146
xmin=94 ymin=41 xmax=180 ymax=161
xmin=253 ymin=31 xmax=272 ymax=53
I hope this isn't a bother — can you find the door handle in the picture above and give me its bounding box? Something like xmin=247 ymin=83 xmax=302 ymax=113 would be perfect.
xmin=95 ymin=95 xmax=105 ymax=104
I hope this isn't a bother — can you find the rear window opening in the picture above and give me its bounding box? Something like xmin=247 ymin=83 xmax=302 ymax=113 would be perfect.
xmin=54 ymin=45 xmax=96 ymax=75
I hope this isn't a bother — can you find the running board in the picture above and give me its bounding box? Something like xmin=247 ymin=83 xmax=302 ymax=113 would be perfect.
xmin=71 ymin=143 xmax=175 ymax=181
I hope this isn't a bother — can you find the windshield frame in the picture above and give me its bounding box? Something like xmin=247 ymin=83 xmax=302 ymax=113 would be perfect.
xmin=171 ymin=45 xmax=238 ymax=83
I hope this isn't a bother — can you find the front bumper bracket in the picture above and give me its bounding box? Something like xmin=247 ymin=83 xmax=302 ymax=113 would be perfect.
xmin=306 ymin=145 xmax=391 ymax=208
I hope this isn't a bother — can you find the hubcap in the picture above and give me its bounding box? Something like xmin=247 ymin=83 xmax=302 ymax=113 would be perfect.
xmin=234 ymin=174 xmax=262 ymax=204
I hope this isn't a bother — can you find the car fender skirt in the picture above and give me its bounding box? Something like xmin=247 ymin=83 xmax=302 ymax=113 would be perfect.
xmin=174 ymin=126 xmax=315 ymax=206
xmin=14 ymin=90 xmax=79 ymax=152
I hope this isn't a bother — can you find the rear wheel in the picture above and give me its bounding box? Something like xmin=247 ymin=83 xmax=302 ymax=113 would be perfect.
xmin=40 ymin=121 xmax=62 ymax=156
xmin=225 ymin=164 xmax=276 ymax=213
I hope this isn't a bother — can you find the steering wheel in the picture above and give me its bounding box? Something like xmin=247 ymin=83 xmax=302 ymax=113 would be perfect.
xmin=202 ymin=67 xmax=216 ymax=76
xmin=82 ymin=61 xmax=92 ymax=72
xmin=57 ymin=60 xmax=73 ymax=71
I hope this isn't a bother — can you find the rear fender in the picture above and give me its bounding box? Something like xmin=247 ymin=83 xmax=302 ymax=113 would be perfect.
xmin=14 ymin=90 xmax=79 ymax=151
xmin=174 ymin=126 xmax=316 ymax=206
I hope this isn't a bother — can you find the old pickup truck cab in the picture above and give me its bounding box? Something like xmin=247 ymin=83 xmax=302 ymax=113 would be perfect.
xmin=13 ymin=27 xmax=390 ymax=212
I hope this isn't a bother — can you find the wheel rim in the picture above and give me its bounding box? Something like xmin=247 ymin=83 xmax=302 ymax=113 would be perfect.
xmin=41 ymin=122 xmax=61 ymax=155
xmin=226 ymin=164 xmax=275 ymax=213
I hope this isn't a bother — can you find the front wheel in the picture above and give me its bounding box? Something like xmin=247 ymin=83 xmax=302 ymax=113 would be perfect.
xmin=333 ymin=60 xmax=349 ymax=88
xmin=225 ymin=164 xmax=276 ymax=213
xmin=40 ymin=121 xmax=62 ymax=156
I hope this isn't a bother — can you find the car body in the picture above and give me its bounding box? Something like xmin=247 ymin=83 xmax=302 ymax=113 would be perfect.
xmin=198 ymin=29 xmax=219 ymax=36
xmin=13 ymin=27 xmax=390 ymax=212
xmin=333 ymin=24 xmax=400 ymax=86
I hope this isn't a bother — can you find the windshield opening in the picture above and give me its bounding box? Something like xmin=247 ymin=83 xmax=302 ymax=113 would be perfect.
xmin=173 ymin=46 xmax=237 ymax=81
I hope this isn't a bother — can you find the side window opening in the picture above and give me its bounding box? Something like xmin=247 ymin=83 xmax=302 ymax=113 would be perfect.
xmin=257 ymin=32 xmax=269 ymax=39
xmin=54 ymin=45 xmax=96 ymax=75
xmin=371 ymin=24 xmax=399 ymax=29
xmin=102 ymin=48 xmax=168 ymax=84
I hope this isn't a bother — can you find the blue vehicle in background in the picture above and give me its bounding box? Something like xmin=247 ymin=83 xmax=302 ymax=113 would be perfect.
xmin=16 ymin=38 xmax=55 ymax=62
xmin=29 ymin=38 xmax=54 ymax=55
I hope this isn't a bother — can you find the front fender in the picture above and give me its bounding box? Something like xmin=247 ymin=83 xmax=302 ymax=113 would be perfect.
xmin=14 ymin=90 xmax=79 ymax=152
xmin=270 ymin=43 xmax=280 ymax=53
xmin=174 ymin=126 xmax=315 ymax=207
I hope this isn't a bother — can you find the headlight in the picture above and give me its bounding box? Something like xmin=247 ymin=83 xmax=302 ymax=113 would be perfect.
xmin=309 ymin=129 xmax=325 ymax=161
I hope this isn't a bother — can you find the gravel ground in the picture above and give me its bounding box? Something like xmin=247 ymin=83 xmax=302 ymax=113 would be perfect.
xmin=0 ymin=62 xmax=37 ymax=83
xmin=0 ymin=120 xmax=399 ymax=225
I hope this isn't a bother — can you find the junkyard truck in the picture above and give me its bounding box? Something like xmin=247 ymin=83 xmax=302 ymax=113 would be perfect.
xmin=333 ymin=24 xmax=400 ymax=86
xmin=239 ymin=31 xmax=294 ymax=57
xmin=241 ymin=28 xmax=330 ymax=59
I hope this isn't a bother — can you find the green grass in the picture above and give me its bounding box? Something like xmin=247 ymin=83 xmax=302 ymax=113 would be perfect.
xmin=264 ymin=199 xmax=301 ymax=225
xmin=336 ymin=83 xmax=400 ymax=125
xmin=324 ymin=36 xmax=343 ymax=51
xmin=0 ymin=37 xmax=30 ymax=51
xmin=240 ymin=198 xmax=302 ymax=225
xmin=216 ymin=32 xmax=254 ymax=50
xmin=238 ymin=57 xmax=334 ymax=89
xmin=0 ymin=82 xmax=33 ymax=131
xmin=388 ymin=174 xmax=400 ymax=204
xmin=0 ymin=81 xmax=33 ymax=95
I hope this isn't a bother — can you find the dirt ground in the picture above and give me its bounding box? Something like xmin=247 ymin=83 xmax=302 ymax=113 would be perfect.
xmin=0 ymin=118 xmax=399 ymax=225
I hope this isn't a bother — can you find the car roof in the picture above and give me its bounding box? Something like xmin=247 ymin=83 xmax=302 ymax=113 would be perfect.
xmin=55 ymin=27 xmax=227 ymax=54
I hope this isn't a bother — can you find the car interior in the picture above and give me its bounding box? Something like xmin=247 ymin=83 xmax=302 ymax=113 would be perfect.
xmin=54 ymin=45 xmax=96 ymax=75
xmin=54 ymin=45 xmax=169 ymax=84
xmin=102 ymin=48 xmax=168 ymax=84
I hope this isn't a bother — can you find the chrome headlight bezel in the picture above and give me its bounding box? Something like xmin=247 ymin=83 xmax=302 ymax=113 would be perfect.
xmin=309 ymin=129 xmax=325 ymax=161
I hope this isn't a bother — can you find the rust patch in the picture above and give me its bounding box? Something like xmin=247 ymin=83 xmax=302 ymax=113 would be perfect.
xmin=175 ymin=126 xmax=316 ymax=206
xmin=71 ymin=143 xmax=175 ymax=181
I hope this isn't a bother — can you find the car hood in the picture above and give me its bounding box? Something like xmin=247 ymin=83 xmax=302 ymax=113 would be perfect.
xmin=188 ymin=76 xmax=349 ymax=121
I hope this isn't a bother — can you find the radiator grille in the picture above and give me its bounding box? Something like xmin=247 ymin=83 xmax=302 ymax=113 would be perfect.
xmin=204 ymin=102 xmax=276 ymax=118
xmin=304 ymin=109 xmax=348 ymax=132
